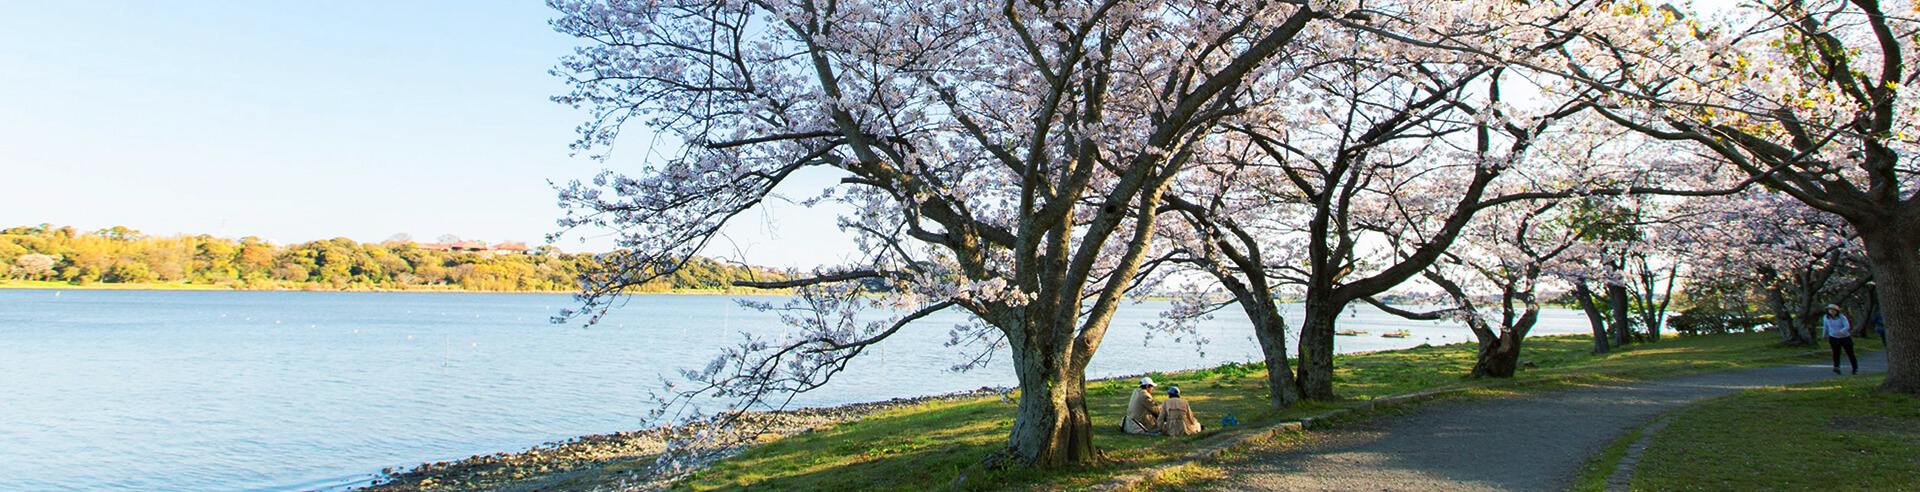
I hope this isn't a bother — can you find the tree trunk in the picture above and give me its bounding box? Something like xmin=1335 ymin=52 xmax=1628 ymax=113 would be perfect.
xmin=1608 ymin=282 xmax=1633 ymax=347
xmin=1470 ymin=329 xmax=1526 ymax=378
xmin=1651 ymin=264 xmax=1676 ymax=341
xmin=1003 ymin=344 xmax=1094 ymax=468
xmin=1244 ymin=299 xmax=1301 ymax=407
xmin=1642 ymin=311 xmax=1662 ymax=342
xmin=1764 ymin=274 xmax=1813 ymax=346
xmin=1575 ymin=283 xmax=1611 ymax=354
xmin=1795 ymin=300 xmax=1824 ymax=347
xmin=1862 ymin=230 xmax=1920 ymax=395
xmin=1295 ymin=300 xmax=1340 ymax=400
xmin=1629 ymin=260 xmax=1675 ymax=343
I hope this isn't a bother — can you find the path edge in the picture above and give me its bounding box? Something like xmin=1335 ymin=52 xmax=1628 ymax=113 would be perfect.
xmin=1092 ymin=349 xmax=1823 ymax=492
xmin=1600 ymin=403 xmax=1700 ymax=492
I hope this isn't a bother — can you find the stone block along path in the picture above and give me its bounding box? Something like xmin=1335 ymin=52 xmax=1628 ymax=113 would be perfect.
xmin=1205 ymin=350 xmax=1888 ymax=492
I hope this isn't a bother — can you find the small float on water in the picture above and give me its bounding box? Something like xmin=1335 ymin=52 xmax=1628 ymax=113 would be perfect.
xmin=1380 ymin=329 xmax=1412 ymax=338
xmin=1335 ymin=330 xmax=1368 ymax=336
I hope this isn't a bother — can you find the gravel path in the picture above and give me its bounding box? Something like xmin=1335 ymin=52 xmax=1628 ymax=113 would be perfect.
xmin=1208 ymin=349 xmax=1888 ymax=492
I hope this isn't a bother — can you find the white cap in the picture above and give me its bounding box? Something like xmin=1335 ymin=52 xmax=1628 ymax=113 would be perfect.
xmin=1140 ymin=376 xmax=1156 ymax=386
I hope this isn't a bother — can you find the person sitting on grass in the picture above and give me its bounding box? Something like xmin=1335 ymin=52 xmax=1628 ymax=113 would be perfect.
xmin=1159 ymin=386 xmax=1203 ymax=436
xmin=1122 ymin=377 xmax=1161 ymax=434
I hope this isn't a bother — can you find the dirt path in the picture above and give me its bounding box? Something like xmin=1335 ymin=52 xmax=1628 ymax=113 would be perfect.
xmin=1206 ymin=349 xmax=1888 ymax=492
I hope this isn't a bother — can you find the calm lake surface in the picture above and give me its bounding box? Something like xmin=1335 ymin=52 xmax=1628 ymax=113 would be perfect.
xmin=0 ymin=290 xmax=1594 ymax=491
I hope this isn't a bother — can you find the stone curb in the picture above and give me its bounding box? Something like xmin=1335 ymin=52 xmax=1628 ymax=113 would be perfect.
xmin=1604 ymin=406 xmax=1694 ymax=492
xmin=1092 ymin=349 xmax=1824 ymax=492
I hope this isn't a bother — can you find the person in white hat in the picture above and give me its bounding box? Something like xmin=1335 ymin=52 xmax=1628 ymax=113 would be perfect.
xmin=1823 ymin=304 xmax=1858 ymax=375
xmin=1122 ymin=376 xmax=1161 ymax=434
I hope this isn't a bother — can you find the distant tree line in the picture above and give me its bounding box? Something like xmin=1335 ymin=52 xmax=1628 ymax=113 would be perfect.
xmin=0 ymin=224 xmax=779 ymax=292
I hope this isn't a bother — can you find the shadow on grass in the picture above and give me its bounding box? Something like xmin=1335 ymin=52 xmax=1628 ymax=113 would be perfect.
xmin=1623 ymin=374 xmax=1918 ymax=491
xmin=678 ymin=331 xmax=1815 ymax=491
xmin=684 ymin=370 xmax=1315 ymax=491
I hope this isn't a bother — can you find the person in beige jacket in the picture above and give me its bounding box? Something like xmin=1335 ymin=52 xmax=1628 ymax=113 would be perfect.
xmin=1160 ymin=386 xmax=1203 ymax=436
xmin=1122 ymin=377 xmax=1161 ymax=434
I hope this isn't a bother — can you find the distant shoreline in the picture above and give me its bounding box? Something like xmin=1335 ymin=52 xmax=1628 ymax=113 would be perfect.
xmin=0 ymin=281 xmax=770 ymax=296
xmin=0 ymin=283 xmax=1267 ymax=303
xmin=0 ymin=283 xmax=1455 ymax=305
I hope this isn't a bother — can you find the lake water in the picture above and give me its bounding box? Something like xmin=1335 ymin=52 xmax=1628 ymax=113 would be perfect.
xmin=0 ymin=290 xmax=1594 ymax=491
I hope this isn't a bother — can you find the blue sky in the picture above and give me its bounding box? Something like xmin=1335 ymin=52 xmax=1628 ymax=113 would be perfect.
xmin=0 ymin=1 xmax=853 ymax=268
xmin=0 ymin=2 xmax=1748 ymax=270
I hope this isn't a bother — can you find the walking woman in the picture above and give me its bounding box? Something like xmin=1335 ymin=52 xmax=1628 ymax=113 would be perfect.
xmin=1823 ymin=304 xmax=1858 ymax=375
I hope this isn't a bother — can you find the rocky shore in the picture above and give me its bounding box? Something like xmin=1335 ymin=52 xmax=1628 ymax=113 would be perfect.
xmin=359 ymin=387 xmax=1011 ymax=492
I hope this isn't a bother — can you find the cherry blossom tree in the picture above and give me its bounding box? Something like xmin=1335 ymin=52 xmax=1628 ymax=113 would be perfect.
xmin=1625 ymin=241 xmax=1682 ymax=342
xmin=1348 ymin=0 xmax=1920 ymax=392
xmin=1242 ymin=68 xmax=1605 ymax=400
xmin=1138 ymin=27 xmax=1508 ymax=405
xmin=1145 ymin=2 xmax=1693 ymax=401
xmin=1554 ymin=197 xmax=1640 ymax=352
xmin=1675 ymin=190 xmax=1872 ymax=345
xmin=1219 ymin=0 xmax=1746 ymax=401
xmin=11 ymin=253 xmax=58 ymax=280
xmin=1558 ymin=193 xmax=1693 ymax=345
xmin=1365 ymin=199 xmax=1591 ymax=378
xmin=1361 ymin=122 xmax=1676 ymax=376
xmin=546 ymin=0 xmax=1346 ymax=467
xmin=1143 ymin=58 xmax=1507 ymax=401
xmin=1517 ymin=0 xmax=1920 ymax=393
xmin=1150 ymin=166 xmax=1308 ymax=406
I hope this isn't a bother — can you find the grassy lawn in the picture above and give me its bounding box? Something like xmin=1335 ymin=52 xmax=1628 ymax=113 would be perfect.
xmin=677 ymin=331 xmax=1815 ymax=491
xmin=1614 ymin=374 xmax=1920 ymax=492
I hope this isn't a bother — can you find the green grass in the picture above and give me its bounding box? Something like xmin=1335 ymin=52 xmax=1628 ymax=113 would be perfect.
xmin=1619 ymin=374 xmax=1920 ymax=491
xmin=1565 ymin=412 xmax=1656 ymax=492
xmin=673 ymin=331 xmax=1818 ymax=491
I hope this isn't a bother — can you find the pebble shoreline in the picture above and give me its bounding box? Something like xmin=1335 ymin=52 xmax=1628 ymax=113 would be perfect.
xmin=360 ymin=387 xmax=1013 ymax=492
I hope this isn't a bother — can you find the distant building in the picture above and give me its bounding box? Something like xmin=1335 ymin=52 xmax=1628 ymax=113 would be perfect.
xmin=490 ymin=242 xmax=530 ymax=255
xmin=408 ymin=240 xmax=536 ymax=255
